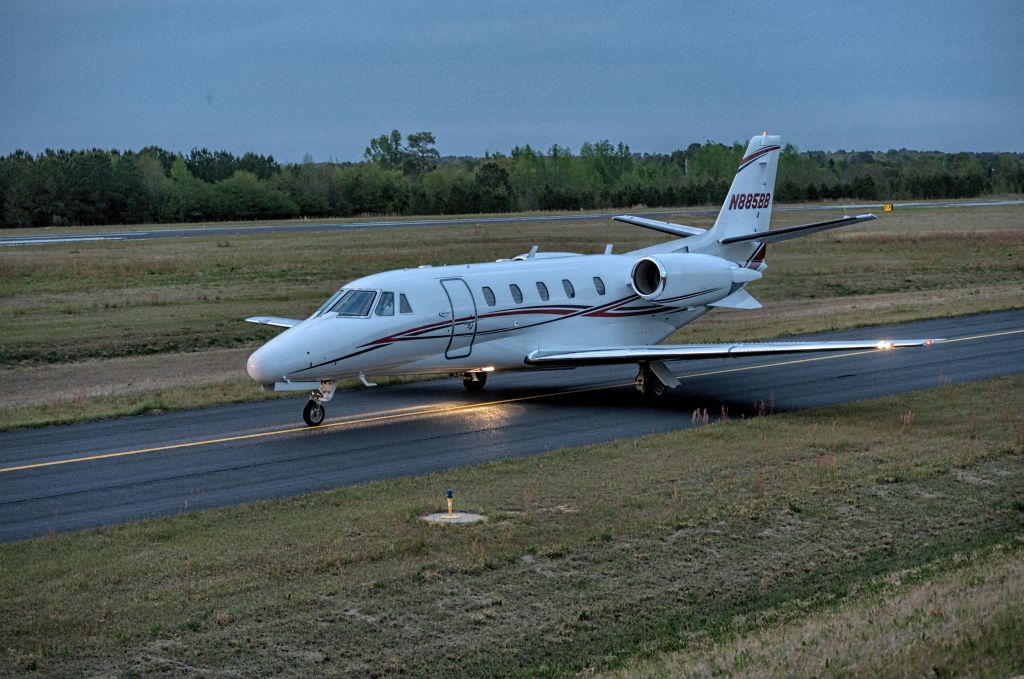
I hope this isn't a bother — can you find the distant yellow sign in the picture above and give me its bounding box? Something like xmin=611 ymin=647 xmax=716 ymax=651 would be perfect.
xmin=883 ymin=203 xmax=894 ymax=212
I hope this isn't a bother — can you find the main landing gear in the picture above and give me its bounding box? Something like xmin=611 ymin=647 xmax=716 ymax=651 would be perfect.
xmin=635 ymin=361 xmax=679 ymax=399
xmin=462 ymin=371 xmax=488 ymax=392
xmin=303 ymin=380 xmax=336 ymax=426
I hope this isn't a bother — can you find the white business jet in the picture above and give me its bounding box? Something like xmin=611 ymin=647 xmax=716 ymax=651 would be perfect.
xmin=246 ymin=133 xmax=935 ymax=426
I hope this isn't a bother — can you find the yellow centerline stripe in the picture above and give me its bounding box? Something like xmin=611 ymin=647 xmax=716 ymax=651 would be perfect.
xmin=0 ymin=383 xmax=619 ymax=474
xmin=2 ymin=326 xmax=1021 ymax=475
xmin=934 ymin=327 xmax=1024 ymax=344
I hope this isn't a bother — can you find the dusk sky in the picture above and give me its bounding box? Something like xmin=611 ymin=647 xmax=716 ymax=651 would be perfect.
xmin=2 ymin=1 xmax=1021 ymax=162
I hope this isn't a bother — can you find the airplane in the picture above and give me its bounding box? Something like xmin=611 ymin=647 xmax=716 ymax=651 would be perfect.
xmin=245 ymin=133 xmax=936 ymax=426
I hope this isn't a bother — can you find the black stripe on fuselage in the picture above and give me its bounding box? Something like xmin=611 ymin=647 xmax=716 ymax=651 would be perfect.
xmin=288 ymin=344 xmax=389 ymax=377
xmin=302 ymin=292 xmax=699 ymax=375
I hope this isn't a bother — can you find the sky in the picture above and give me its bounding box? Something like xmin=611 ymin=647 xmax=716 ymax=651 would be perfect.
xmin=2 ymin=0 xmax=1022 ymax=162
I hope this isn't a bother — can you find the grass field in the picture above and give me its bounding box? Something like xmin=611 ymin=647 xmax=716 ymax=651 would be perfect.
xmin=0 ymin=375 xmax=1021 ymax=676
xmin=0 ymin=203 xmax=1021 ymax=429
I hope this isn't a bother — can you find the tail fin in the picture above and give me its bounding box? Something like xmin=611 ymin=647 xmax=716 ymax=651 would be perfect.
xmin=709 ymin=133 xmax=782 ymax=243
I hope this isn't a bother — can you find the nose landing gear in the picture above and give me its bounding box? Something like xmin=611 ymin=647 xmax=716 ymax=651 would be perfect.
xmin=302 ymin=380 xmax=336 ymax=426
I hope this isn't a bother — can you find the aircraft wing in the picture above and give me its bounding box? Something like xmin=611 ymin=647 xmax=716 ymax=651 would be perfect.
xmin=525 ymin=338 xmax=937 ymax=366
xmin=245 ymin=316 xmax=302 ymax=329
xmin=613 ymin=215 xmax=707 ymax=238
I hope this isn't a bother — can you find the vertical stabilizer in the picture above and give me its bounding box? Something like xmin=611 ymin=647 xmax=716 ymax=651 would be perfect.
xmin=709 ymin=134 xmax=782 ymax=242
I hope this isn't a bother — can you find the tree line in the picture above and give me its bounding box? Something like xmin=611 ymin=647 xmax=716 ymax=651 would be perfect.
xmin=1 ymin=131 xmax=1021 ymax=227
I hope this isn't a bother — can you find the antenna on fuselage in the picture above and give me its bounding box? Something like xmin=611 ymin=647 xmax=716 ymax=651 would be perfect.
xmin=604 ymin=244 xmax=613 ymax=255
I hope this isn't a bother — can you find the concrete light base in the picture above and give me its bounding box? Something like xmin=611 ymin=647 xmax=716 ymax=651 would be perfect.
xmin=420 ymin=512 xmax=486 ymax=525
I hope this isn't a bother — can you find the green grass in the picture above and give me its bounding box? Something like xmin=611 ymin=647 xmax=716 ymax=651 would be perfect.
xmin=1 ymin=375 xmax=1022 ymax=676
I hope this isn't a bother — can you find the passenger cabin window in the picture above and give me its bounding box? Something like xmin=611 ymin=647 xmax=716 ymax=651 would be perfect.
xmin=562 ymin=279 xmax=575 ymax=298
xmin=510 ymin=283 xmax=523 ymax=304
xmin=593 ymin=276 xmax=606 ymax=295
xmin=375 ymin=291 xmax=395 ymax=316
xmin=482 ymin=286 xmax=496 ymax=306
xmin=329 ymin=289 xmax=376 ymax=317
xmin=399 ymin=293 xmax=412 ymax=314
xmin=536 ymin=281 xmax=549 ymax=301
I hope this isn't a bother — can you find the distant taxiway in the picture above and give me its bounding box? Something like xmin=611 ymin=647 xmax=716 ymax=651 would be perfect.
xmin=1 ymin=199 xmax=1021 ymax=247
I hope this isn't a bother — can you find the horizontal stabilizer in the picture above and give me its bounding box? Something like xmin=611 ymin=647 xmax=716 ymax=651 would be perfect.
xmin=613 ymin=215 xmax=707 ymax=238
xmin=709 ymin=289 xmax=762 ymax=309
xmin=526 ymin=338 xmax=938 ymax=366
xmin=720 ymin=214 xmax=877 ymax=245
xmin=245 ymin=316 xmax=301 ymax=329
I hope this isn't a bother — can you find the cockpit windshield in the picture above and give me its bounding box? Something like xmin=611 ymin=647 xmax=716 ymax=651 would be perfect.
xmin=318 ymin=289 xmax=377 ymax=317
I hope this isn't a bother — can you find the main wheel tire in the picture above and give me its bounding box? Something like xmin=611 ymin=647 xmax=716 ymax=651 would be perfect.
xmin=463 ymin=371 xmax=487 ymax=391
xmin=644 ymin=381 xmax=667 ymax=399
xmin=303 ymin=399 xmax=325 ymax=426
xmin=636 ymin=366 xmax=667 ymax=399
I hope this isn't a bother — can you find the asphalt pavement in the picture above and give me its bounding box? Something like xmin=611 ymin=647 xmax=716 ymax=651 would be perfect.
xmin=1 ymin=309 xmax=1022 ymax=543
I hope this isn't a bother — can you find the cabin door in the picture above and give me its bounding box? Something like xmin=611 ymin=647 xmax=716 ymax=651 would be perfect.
xmin=440 ymin=278 xmax=478 ymax=359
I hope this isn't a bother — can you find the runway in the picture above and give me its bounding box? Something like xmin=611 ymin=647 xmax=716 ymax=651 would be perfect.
xmin=1 ymin=198 xmax=1021 ymax=246
xmin=1 ymin=309 xmax=1022 ymax=543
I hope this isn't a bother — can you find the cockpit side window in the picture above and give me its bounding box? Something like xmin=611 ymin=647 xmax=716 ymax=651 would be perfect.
xmin=399 ymin=293 xmax=413 ymax=314
xmin=314 ymin=289 xmax=345 ymax=317
xmin=375 ymin=291 xmax=395 ymax=316
xmin=329 ymin=289 xmax=377 ymax=317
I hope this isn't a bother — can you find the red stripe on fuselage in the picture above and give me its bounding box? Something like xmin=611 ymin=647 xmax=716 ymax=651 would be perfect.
xmin=363 ymin=305 xmax=592 ymax=346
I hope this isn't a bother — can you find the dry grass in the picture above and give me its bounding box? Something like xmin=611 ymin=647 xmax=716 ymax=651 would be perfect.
xmin=0 ymin=349 xmax=433 ymax=430
xmin=0 ymin=204 xmax=1020 ymax=429
xmin=1 ymin=375 xmax=1022 ymax=676
xmin=602 ymin=546 xmax=1024 ymax=678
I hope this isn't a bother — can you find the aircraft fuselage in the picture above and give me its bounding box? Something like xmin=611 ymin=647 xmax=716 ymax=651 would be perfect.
xmin=246 ymin=254 xmax=707 ymax=384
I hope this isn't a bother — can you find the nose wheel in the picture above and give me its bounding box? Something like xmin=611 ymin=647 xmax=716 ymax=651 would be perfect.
xmin=303 ymin=399 xmax=326 ymax=426
xmin=301 ymin=380 xmax=335 ymax=426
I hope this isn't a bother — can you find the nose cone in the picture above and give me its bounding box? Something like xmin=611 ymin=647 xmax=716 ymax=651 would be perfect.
xmin=247 ymin=344 xmax=284 ymax=384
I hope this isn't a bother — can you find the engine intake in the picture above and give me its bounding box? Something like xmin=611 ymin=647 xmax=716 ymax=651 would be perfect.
xmin=630 ymin=253 xmax=761 ymax=307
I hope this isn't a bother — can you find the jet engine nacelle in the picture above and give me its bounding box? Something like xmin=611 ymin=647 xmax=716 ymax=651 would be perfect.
xmin=630 ymin=253 xmax=762 ymax=307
